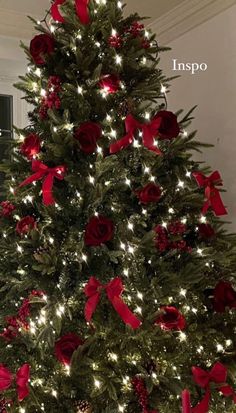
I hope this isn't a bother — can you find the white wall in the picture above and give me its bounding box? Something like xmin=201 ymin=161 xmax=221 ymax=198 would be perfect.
xmin=0 ymin=36 xmax=29 ymax=129
xmin=160 ymin=5 xmax=236 ymax=229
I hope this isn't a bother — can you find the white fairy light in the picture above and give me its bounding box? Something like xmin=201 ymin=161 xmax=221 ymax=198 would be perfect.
xmin=118 ymin=405 xmax=125 ymax=412
xmin=183 ymin=130 xmax=188 ymax=137
xmin=133 ymin=139 xmax=140 ymax=148
xmin=40 ymin=89 xmax=46 ymax=97
xmin=97 ymin=146 xmax=102 ymax=154
xmin=178 ymin=180 xmax=184 ymax=188
xmin=197 ymin=248 xmax=203 ymax=256
xmin=144 ymin=166 xmax=150 ymax=173
xmin=19 ymin=408 xmax=26 ymax=413
xmin=53 ymin=127 xmax=57 ymax=132
xmin=216 ymin=343 xmax=224 ymax=352
xmin=65 ymin=365 xmax=70 ymax=375
xmin=135 ymin=306 xmax=142 ymax=314
xmin=117 ymin=1 xmax=122 ymax=8
xmin=137 ymin=292 xmax=143 ymax=300
xmin=197 ymin=346 xmax=204 ymax=354
xmin=144 ymin=30 xmax=150 ymax=38
xmin=112 ymin=28 xmax=117 ymax=36
xmin=35 ymin=68 xmax=41 ymax=77
xmin=168 ymin=207 xmax=174 ymax=214
xmin=181 ymin=218 xmax=187 ymax=224
xmin=145 ymin=112 xmax=150 ymax=120
xmin=128 ymin=222 xmax=134 ymax=231
xmin=178 ymin=332 xmax=187 ymax=342
xmin=106 ymin=114 xmax=112 ymax=122
xmin=95 ymin=41 xmax=101 ymax=48
xmin=128 ymin=245 xmax=134 ymax=254
xmin=115 ymin=55 xmax=122 ymax=65
xmin=89 ymin=176 xmax=95 ymax=184
xmin=17 ymin=245 xmax=23 ymax=253
xmin=150 ymin=175 xmax=155 ymax=182
xmin=94 ymin=379 xmax=101 ymax=388
xmin=161 ymin=84 xmax=167 ymax=94
xmin=180 ymin=288 xmax=187 ymax=297
xmin=124 ymin=269 xmax=129 ymax=277
xmin=192 ymin=307 xmax=197 ymax=314
xmin=82 ymin=254 xmax=87 ymax=262
xmin=110 ymin=129 xmax=117 ymax=138
xmin=186 ymin=171 xmax=191 ymax=178
xmin=77 ymin=86 xmax=83 ymax=94
xmin=200 ymin=216 xmax=207 ymax=223
xmin=142 ymin=209 xmax=147 ymax=215
xmin=226 ymin=339 xmax=232 ymax=347
xmin=49 ymin=237 xmax=54 ymax=244
xmin=141 ymin=57 xmax=147 ymax=65
xmin=120 ymin=242 xmax=126 ymax=250
xmin=51 ymin=389 xmax=57 ymax=397
xmin=125 ymin=178 xmax=131 ymax=186
xmin=109 ymin=353 xmax=118 ymax=361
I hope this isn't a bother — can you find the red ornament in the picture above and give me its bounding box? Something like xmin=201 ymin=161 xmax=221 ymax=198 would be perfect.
xmin=155 ymin=306 xmax=186 ymax=331
xmin=154 ymin=110 xmax=180 ymax=140
xmin=136 ymin=183 xmax=162 ymax=204
xmin=0 ymin=201 xmax=15 ymax=218
xmin=213 ymin=281 xmax=236 ymax=313
xmin=99 ymin=74 xmax=120 ymax=94
xmin=74 ymin=122 xmax=102 ymax=154
xmin=85 ymin=215 xmax=114 ymax=246
xmin=108 ymin=35 xmax=123 ymax=49
xmin=16 ymin=216 xmax=36 ymax=235
xmin=30 ymin=34 xmax=55 ymax=65
xmin=20 ymin=134 xmax=41 ymax=159
xmin=84 ymin=277 xmax=142 ymax=329
xmin=55 ymin=333 xmax=84 ymax=365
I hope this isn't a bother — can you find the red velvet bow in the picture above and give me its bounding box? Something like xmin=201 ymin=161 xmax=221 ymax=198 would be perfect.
xmin=84 ymin=277 xmax=142 ymax=329
xmin=109 ymin=114 xmax=162 ymax=155
xmin=192 ymin=362 xmax=236 ymax=413
xmin=0 ymin=364 xmax=30 ymax=401
xmin=192 ymin=171 xmax=227 ymax=216
xmin=19 ymin=160 xmax=66 ymax=206
xmin=75 ymin=0 xmax=90 ymax=24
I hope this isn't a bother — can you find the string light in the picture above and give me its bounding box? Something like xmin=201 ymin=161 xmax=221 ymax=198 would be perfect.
xmin=77 ymin=86 xmax=83 ymax=94
xmin=115 ymin=55 xmax=122 ymax=65
xmin=197 ymin=248 xmax=203 ymax=256
xmin=89 ymin=176 xmax=95 ymax=184
xmin=186 ymin=171 xmax=191 ymax=178
xmin=200 ymin=216 xmax=207 ymax=223
xmin=180 ymin=289 xmax=187 ymax=297
xmin=94 ymin=379 xmax=101 ymax=388
xmin=178 ymin=332 xmax=187 ymax=342
xmin=35 ymin=68 xmax=41 ymax=76
xmin=178 ymin=180 xmax=184 ymax=188
xmin=161 ymin=84 xmax=167 ymax=94
xmin=168 ymin=207 xmax=174 ymax=214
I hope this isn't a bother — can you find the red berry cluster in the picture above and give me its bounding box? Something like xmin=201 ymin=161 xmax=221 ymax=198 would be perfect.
xmin=0 ymin=201 xmax=15 ymax=218
xmin=39 ymin=75 xmax=62 ymax=119
xmin=108 ymin=21 xmax=150 ymax=50
xmin=0 ymin=398 xmax=12 ymax=413
xmin=132 ymin=376 xmax=158 ymax=413
xmin=154 ymin=221 xmax=191 ymax=253
xmin=0 ymin=290 xmax=44 ymax=341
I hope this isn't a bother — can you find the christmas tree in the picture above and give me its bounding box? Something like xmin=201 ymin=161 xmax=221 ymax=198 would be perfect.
xmin=0 ymin=1 xmax=236 ymax=412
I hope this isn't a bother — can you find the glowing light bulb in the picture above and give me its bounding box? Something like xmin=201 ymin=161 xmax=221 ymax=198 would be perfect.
xmin=78 ymin=86 xmax=83 ymax=94
xmin=161 ymin=84 xmax=167 ymax=94
xmin=115 ymin=55 xmax=122 ymax=65
xmin=94 ymin=379 xmax=101 ymax=388
xmin=200 ymin=216 xmax=207 ymax=223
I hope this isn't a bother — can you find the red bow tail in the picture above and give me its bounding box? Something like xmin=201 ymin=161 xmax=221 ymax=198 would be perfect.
xmin=0 ymin=366 xmax=12 ymax=391
xmin=193 ymin=171 xmax=227 ymax=216
xmin=16 ymin=364 xmax=30 ymax=401
xmin=182 ymin=389 xmax=192 ymax=413
xmin=75 ymin=0 xmax=90 ymax=24
xmin=84 ymin=277 xmax=102 ymax=322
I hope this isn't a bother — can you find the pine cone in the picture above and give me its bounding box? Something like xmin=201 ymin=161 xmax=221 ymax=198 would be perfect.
xmin=76 ymin=400 xmax=92 ymax=413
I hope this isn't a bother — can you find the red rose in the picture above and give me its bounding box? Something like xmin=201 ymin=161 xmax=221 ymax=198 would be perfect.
xmin=154 ymin=110 xmax=180 ymax=140
xmin=99 ymin=74 xmax=120 ymax=94
xmin=213 ymin=281 xmax=236 ymax=313
xmin=30 ymin=34 xmax=55 ymax=65
xmin=51 ymin=0 xmax=65 ymax=23
xmin=198 ymin=223 xmax=215 ymax=239
xmin=155 ymin=306 xmax=186 ymax=330
xmin=74 ymin=122 xmax=102 ymax=154
xmin=16 ymin=216 xmax=36 ymax=235
xmin=85 ymin=215 xmax=114 ymax=246
xmin=20 ymin=134 xmax=41 ymax=159
xmin=0 ymin=201 xmax=15 ymax=217
xmin=136 ymin=183 xmax=162 ymax=204
xmin=55 ymin=333 xmax=84 ymax=365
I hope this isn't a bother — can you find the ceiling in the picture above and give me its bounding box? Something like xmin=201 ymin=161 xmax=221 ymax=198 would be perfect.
xmin=0 ymin=0 xmax=183 ymax=39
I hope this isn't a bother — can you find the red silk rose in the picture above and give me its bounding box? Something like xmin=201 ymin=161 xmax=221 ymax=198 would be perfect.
xmin=154 ymin=110 xmax=180 ymax=140
xmin=74 ymin=122 xmax=102 ymax=154
xmin=213 ymin=281 xmax=236 ymax=313
xmin=155 ymin=306 xmax=186 ymax=330
xmin=55 ymin=333 xmax=84 ymax=365
xmin=16 ymin=216 xmax=36 ymax=235
xmin=99 ymin=74 xmax=120 ymax=94
xmin=198 ymin=223 xmax=215 ymax=239
xmin=0 ymin=201 xmax=15 ymax=218
xmin=85 ymin=215 xmax=114 ymax=246
xmin=167 ymin=221 xmax=186 ymax=235
xmin=30 ymin=34 xmax=55 ymax=65
xmin=20 ymin=134 xmax=41 ymax=159
xmin=51 ymin=0 xmax=65 ymax=23
xmin=136 ymin=183 xmax=162 ymax=204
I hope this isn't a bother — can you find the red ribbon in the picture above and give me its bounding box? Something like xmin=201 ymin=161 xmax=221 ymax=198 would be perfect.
xmin=109 ymin=114 xmax=162 ymax=155
xmin=182 ymin=389 xmax=191 ymax=413
xmin=75 ymin=0 xmax=90 ymax=24
xmin=192 ymin=171 xmax=227 ymax=216
xmin=19 ymin=160 xmax=66 ymax=206
xmin=84 ymin=277 xmax=142 ymax=329
xmin=0 ymin=364 xmax=30 ymax=401
xmin=192 ymin=362 xmax=236 ymax=413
